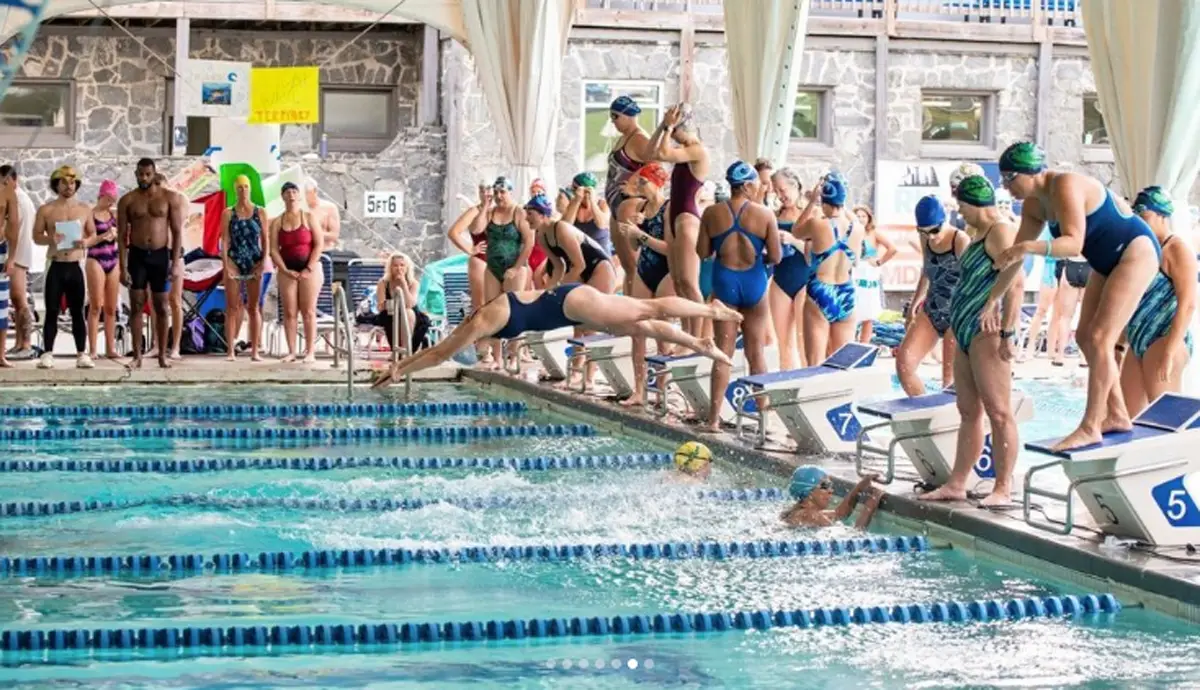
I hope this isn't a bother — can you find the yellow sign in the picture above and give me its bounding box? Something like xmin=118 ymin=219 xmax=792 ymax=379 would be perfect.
xmin=248 ymin=66 xmax=319 ymax=124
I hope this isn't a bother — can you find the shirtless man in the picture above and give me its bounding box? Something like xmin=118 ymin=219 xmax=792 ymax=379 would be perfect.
xmin=1 ymin=166 xmax=36 ymax=359
xmin=304 ymin=177 xmax=341 ymax=248
xmin=0 ymin=168 xmax=18 ymax=367
xmin=33 ymin=166 xmax=96 ymax=369
xmin=118 ymin=158 xmax=186 ymax=368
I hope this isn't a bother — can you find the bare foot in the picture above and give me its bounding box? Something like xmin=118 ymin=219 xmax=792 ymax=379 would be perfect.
xmin=130 ymin=356 xmax=144 ymax=370
xmin=698 ymin=422 xmax=722 ymax=434
xmin=0 ymin=359 xmax=11 ymax=368
xmin=280 ymin=354 xmax=297 ymax=363
xmin=978 ymin=491 xmax=1013 ymax=508
xmin=709 ymin=304 xmax=743 ymax=324
xmin=250 ymin=353 xmax=263 ymax=362
xmin=105 ymin=353 xmax=122 ymax=361
xmin=169 ymin=350 xmax=182 ymax=361
xmin=226 ymin=352 xmax=237 ymax=362
xmin=302 ymin=353 xmax=317 ymax=364
xmin=157 ymin=356 xmax=173 ymax=369
xmin=1101 ymin=414 xmax=1132 ymax=435
xmin=917 ymin=484 xmax=969 ymax=502
xmin=697 ymin=338 xmax=733 ymax=366
xmin=1050 ymin=425 xmax=1102 ymax=452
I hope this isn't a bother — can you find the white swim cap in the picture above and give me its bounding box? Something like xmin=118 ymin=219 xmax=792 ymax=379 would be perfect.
xmin=950 ymin=163 xmax=986 ymax=191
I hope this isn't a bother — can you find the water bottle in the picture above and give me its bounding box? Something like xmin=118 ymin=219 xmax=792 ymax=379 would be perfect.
xmin=319 ymin=133 xmax=328 ymax=159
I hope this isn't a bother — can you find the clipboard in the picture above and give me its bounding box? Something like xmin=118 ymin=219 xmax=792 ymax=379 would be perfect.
xmin=55 ymin=220 xmax=82 ymax=252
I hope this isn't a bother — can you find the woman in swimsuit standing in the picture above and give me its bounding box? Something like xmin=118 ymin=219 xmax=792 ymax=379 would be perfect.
xmin=605 ymin=96 xmax=653 ymax=295
xmin=466 ymin=176 xmax=534 ymax=367
xmin=851 ymin=205 xmax=896 ymax=346
xmin=84 ymin=179 xmax=122 ymax=360
xmin=1119 ymin=187 xmax=1196 ymax=417
xmin=648 ymin=104 xmax=710 ymax=337
xmin=796 ymin=177 xmax=865 ymax=364
xmin=220 ymin=174 xmax=269 ymax=362
xmin=768 ymin=169 xmax=819 ymax=370
xmin=896 ymin=195 xmax=968 ymax=395
xmin=269 ymin=181 xmax=325 ymax=363
xmin=446 ymin=185 xmax=488 ymax=341
xmin=984 ymin=142 xmax=1162 ymax=451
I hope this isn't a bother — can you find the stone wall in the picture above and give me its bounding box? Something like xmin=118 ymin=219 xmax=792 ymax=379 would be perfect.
xmin=0 ymin=29 xmax=448 ymax=263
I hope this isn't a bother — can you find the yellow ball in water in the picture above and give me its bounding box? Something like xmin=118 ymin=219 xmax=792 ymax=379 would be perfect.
xmin=674 ymin=441 xmax=712 ymax=474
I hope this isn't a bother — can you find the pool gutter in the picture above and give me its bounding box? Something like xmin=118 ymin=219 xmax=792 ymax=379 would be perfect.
xmin=466 ymin=369 xmax=1200 ymax=623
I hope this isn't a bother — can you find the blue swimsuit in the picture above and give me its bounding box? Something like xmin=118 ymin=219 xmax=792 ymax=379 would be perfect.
xmin=772 ymin=219 xmax=810 ymax=299
xmin=494 ymin=284 xmax=585 ymax=340
xmin=921 ymin=231 xmax=964 ymax=338
xmin=710 ymin=201 xmax=769 ymax=309
xmin=635 ymin=201 xmax=670 ymax=294
xmin=227 ymin=205 xmax=264 ymax=278
xmin=807 ymin=218 xmax=856 ymax=323
xmin=1049 ymin=187 xmax=1160 ymax=277
xmin=1125 ymin=236 xmax=1192 ymax=359
xmin=949 ymin=231 xmax=1001 ymax=353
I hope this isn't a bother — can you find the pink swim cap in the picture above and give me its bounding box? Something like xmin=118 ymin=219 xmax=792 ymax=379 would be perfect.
xmin=99 ymin=179 xmax=118 ymax=199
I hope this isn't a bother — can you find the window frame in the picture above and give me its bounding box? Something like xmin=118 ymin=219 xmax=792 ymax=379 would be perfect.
xmin=0 ymin=78 xmax=77 ymax=149
xmin=1081 ymin=93 xmax=1114 ymax=163
xmin=578 ymin=79 xmax=665 ymax=175
xmin=787 ymin=86 xmax=834 ymax=158
xmin=918 ymin=89 xmax=998 ymax=159
xmin=315 ymin=85 xmax=399 ymax=155
xmin=162 ymin=78 xmax=214 ymax=157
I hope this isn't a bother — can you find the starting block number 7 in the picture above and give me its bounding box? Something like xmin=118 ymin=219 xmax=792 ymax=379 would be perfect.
xmin=825 ymin=403 xmax=863 ymax=443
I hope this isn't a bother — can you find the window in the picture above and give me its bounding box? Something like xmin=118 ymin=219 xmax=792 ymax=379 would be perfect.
xmin=316 ymin=86 xmax=397 ymax=154
xmin=1082 ymin=95 xmax=1108 ymax=146
xmin=790 ymin=90 xmax=823 ymax=141
xmin=580 ymin=80 xmax=664 ymax=174
xmin=921 ymin=91 xmax=993 ymax=145
xmin=163 ymin=79 xmax=212 ymax=156
xmin=0 ymin=79 xmax=75 ymax=147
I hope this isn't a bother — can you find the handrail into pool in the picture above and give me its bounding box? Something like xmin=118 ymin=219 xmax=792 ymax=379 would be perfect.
xmin=390 ymin=291 xmax=413 ymax=398
xmin=0 ymin=452 xmax=672 ymax=474
xmin=0 ymin=593 xmax=1120 ymax=653
xmin=0 ymin=535 xmax=931 ymax=578
xmin=0 ymin=401 xmax=527 ymax=420
xmin=331 ymin=283 xmax=355 ymax=400
xmin=0 ymin=423 xmax=595 ymax=443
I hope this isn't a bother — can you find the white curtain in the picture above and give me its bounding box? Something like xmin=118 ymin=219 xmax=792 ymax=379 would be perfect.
xmin=723 ymin=0 xmax=811 ymax=166
xmin=461 ymin=0 xmax=574 ymax=196
xmin=1083 ymin=0 xmax=1200 ymax=394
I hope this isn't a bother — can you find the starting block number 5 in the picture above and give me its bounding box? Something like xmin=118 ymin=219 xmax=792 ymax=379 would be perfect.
xmin=1152 ymin=473 xmax=1200 ymax=528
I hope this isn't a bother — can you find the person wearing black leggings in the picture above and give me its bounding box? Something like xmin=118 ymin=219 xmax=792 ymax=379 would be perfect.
xmin=32 ymin=165 xmax=96 ymax=369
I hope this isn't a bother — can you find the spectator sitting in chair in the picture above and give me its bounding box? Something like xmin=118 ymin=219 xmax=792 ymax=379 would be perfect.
xmin=375 ymin=252 xmax=429 ymax=355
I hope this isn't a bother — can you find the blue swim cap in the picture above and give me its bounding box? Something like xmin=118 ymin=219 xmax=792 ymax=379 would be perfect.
xmin=610 ymin=95 xmax=641 ymax=117
xmin=820 ymin=178 xmax=847 ymax=207
xmin=524 ymin=193 xmax=553 ymax=217
xmin=726 ymin=160 xmax=757 ymax=187
xmin=789 ymin=465 xmax=829 ymax=501
xmin=915 ymin=195 xmax=946 ymax=228
xmin=1133 ymin=186 xmax=1175 ymax=218
xmin=492 ymin=176 xmax=513 ymax=192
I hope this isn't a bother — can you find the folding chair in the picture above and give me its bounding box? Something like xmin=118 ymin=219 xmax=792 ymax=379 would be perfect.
xmin=346 ymin=258 xmax=387 ymax=356
xmin=178 ymin=248 xmax=225 ymax=348
xmin=443 ymin=270 xmax=472 ymax=331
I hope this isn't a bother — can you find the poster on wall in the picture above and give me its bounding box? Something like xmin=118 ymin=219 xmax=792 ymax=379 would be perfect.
xmin=249 ymin=66 xmax=320 ymax=124
xmin=874 ymin=160 xmax=1044 ymax=292
xmin=182 ymin=60 xmax=251 ymax=118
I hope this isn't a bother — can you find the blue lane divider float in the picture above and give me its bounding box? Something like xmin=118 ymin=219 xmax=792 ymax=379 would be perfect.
xmin=0 ymin=452 xmax=673 ymax=474
xmin=0 ymin=593 xmax=1120 ymax=652
xmin=0 ymin=535 xmax=929 ymax=578
xmin=0 ymin=423 xmax=594 ymax=443
xmin=0 ymin=488 xmax=788 ymax=519
xmin=0 ymin=401 xmax=527 ymax=421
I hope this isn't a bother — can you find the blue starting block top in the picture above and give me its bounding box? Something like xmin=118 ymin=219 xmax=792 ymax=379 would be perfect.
xmin=568 ymin=334 xmax=622 ymax=346
xmin=645 ymin=338 xmax=747 ymax=368
xmin=737 ymin=343 xmax=878 ymax=388
xmin=859 ymin=392 xmax=958 ymax=420
xmin=1025 ymin=393 xmax=1200 ymax=459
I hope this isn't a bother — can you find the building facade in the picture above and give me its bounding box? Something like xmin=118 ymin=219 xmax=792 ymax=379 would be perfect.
xmin=0 ymin=2 xmax=1188 ymax=269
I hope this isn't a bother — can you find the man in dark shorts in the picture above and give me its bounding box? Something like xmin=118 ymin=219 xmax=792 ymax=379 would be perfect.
xmin=117 ymin=158 xmax=186 ymax=368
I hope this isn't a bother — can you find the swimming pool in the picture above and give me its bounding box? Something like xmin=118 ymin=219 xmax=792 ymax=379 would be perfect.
xmin=2 ymin=382 xmax=1198 ymax=688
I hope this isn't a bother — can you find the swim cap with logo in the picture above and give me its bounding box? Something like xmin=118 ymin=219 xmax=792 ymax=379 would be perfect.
xmin=955 ymin=175 xmax=996 ymax=207
xmin=573 ymin=172 xmax=598 ymax=189
xmin=610 ymin=96 xmax=641 ymax=117
xmin=634 ymin=162 xmax=668 ymax=189
xmin=998 ymin=142 xmax=1047 ymax=175
xmin=820 ymin=178 xmax=847 ymax=207
xmin=524 ymin=193 xmax=554 ymax=217
xmin=950 ymin=162 xmax=986 ymax=191
xmin=726 ymin=160 xmax=757 ymax=187
xmin=492 ymin=176 xmax=513 ymax=191
xmin=1133 ymin=186 xmax=1174 ymax=218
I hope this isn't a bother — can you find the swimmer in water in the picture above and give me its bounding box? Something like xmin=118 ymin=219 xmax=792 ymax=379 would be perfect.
xmin=918 ymin=176 xmax=1022 ymax=506
xmin=984 ymin=142 xmax=1162 ymax=452
xmin=780 ymin=466 xmax=882 ymax=529
xmin=372 ymin=285 xmax=742 ymax=388
xmin=1119 ymin=187 xmax=1196 ymax=417
xmin=670 ymin=452 xmax=712 ymax=484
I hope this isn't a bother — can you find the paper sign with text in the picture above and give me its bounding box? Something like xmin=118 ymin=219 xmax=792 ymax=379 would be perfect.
xmin=249 ymin=66 xmax=320 ymax=124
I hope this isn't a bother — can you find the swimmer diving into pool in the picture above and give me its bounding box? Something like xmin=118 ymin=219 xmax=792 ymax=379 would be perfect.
xmin=779 ymin=466 xmax=883 ymax=530
xmin=372 ymin=285 xmax=741 ymax=388
xmin=982 ymin=142 xmax=1162 ymax=452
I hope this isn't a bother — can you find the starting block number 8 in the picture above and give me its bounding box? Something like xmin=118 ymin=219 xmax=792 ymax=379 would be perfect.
xmin=726 ymin=383 xmax=757 ymax=414
xmin=973 ymin=435 xmax=996 ymax=479
xmin=1152 ymin=473 xmax=1200 ymax=528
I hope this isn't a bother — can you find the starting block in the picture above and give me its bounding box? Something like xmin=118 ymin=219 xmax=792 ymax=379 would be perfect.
xmin=646 ymin=340 xmax=777 ymax=424
xmin=568 ymin=334 xmax=634 ymax=397
xmin=855 ymin=386 xmax=1034 ymax=486
xmin=732 ymin=343 xmax=890 ymax=454
xmin=1024 ymin=392 xmax=1200 ymax=546
xmin=522 ymin=327 xmax=577 ymax=380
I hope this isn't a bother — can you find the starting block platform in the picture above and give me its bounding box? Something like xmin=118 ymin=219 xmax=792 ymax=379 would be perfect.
xmin=568 ymin=334 xmax=635 ymax=397
xmin=645 ymin=339 xmax=778 ymax=424
xmin=732 ymin=343 xmax=890 ymax=454
xmin=520 ymin=327 xmax=578 ymax=381
xmin=855 ymin=386 xmax=1034 ymax=486
xmin=1023 ymin=392 xmax=1200 ymax=546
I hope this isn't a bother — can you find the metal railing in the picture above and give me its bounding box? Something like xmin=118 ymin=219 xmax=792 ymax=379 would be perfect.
xmin=390 ymin=292 xmax=413 ymax=398
xmin=330 ymin=284 xmax=355 ymax=400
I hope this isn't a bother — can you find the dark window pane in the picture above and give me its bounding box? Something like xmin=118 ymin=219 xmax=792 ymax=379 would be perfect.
xmin=0 ymin=82 xmax=68 ymax=129
xmin=921 ymin=93 xmax=984 ymax=142
xmin=323 ymin=90 xmax=390 ymax=137
xmin=1082 ymin=96 xmax=1108 ymax=146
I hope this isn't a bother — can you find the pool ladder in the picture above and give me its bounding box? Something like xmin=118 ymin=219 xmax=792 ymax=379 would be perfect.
xmin=332 ymin=283 xmax=412 ymax=400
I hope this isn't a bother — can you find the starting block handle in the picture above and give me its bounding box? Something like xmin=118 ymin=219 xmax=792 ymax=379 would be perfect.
xmin=735 ymin=388 xmax=772 ymax=448
xmin=855 ymin=420 xmax=895 ymax=484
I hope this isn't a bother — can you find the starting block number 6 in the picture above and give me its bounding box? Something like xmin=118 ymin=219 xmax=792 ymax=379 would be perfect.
xmin=1152 ymin=473 xmax=1200 ymax=528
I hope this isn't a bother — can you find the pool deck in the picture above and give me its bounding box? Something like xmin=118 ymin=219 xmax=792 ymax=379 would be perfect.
xmin=465 ymin=364 xmax=1200 ymax=622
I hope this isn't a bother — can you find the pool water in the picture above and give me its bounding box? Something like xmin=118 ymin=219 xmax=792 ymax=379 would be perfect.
xmin=2 ymin=382 xmax=1198 ymax=689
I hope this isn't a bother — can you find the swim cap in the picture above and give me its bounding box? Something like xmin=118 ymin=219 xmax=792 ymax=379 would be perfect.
xmin=492 ymin=176 xmax=513 ymax=191
xmin=234 ymin=174 xmax=251 ymax=188
xmin=820 ymin=178 xmax=847 ymax=207
xmin=529 ymin=178 xmax=547 ymax=196
xmin=611 ymin=96 xmax=641 ymax=117
xmin=524 ymin=193 xmax=554 ymax=217
xmin=825 ymin=169 xmax=847 ymax=185
xmin=949 ymin=162 xmax=986 ymax=191
xmin=1133 ymin=186 xmax=1175 ymax=218
xmin=573 ymin=172 xmax=598 ymax=189
xmin=789 ymin=465 xmax=829 ymax=502
xmin=726 ymin=160 xmax=757 ymax=187
xmin=955 ymin=175 xmax=996 ymax=207
xmin=98 ymin=179 xmax=119 ymax=200
xmin=49 ymin=165 xmax=80 ymax=192
xmin=281 ymin=181 xmax=299 ymax=194
xmin=998 ymin=142 xmax=1047 ymax=175
xmin=915 ymin=195 xmax=946 ymax=228
xmin=634 ymin=162 xmax=668 ymax=189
